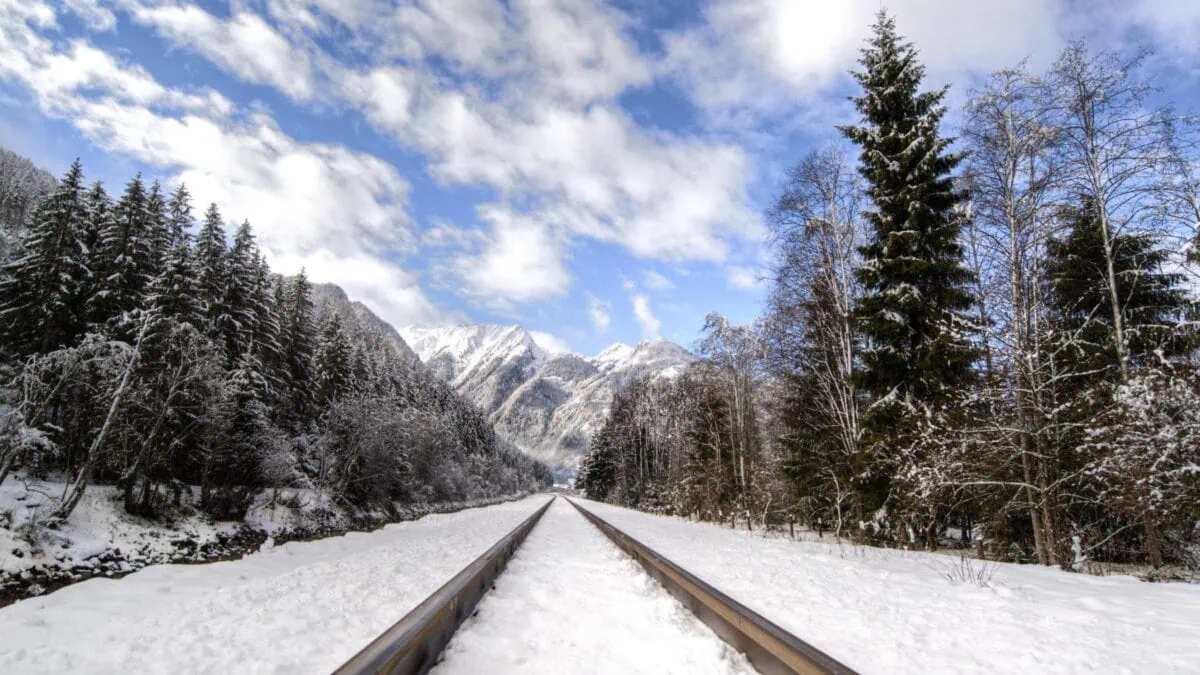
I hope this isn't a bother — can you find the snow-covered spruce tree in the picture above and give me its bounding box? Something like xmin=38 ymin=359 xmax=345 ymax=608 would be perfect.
xmin=165 ymin=183 xmax=193 ymax=250
xmin=219 ymin=220 xmax=261 ymax=368
xmin=0 ymin=159 xmax=91 ymax=357
xmin=1047 ymin=196 xmax=1193 ymax=382
xmin=204 ymin=352 xmax=271 ymax=518
xmin=193 ymin=202 xmax=228 ymax=341
xmin=837 ymin=11 xmax=979 ymax=546
xmin=315 ymin=312 xmax=352 ymax=407
xmin=278 ymin=268 xmax=317 ymax=430
xmin=250 ymin=252 xmax=285 ymax=405
xmin=87 ymin=174 xmax=165 ymax=339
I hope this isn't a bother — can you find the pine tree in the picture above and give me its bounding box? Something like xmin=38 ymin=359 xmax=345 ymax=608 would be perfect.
xmin=193 ymin=203 xmax=228 ymax=339
xmin=315 ymin=312 xmax=352 ymax=406
xmin=279 ymin=269 xmax=317 ymax=429
xmin=145 ymin=181 xmax=169 ymax=280
xmin=166 ymin=183 xmax=193 ymax=249
xmin=219 ymin=220 xmax=261 ymax=367
xmin=839 ymin=11 xmax=979 ymax=414
xmin=1048 ymin=196 xmax=1195 ymax=382
xmin=204 ymin=352 xmax=270 ymax=518
xmin=0 ymin=159 xmax=90 ymax=356
xmin=89 ymin=174 xmax=163 ymax=338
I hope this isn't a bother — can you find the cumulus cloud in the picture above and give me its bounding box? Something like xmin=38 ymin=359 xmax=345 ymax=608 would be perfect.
xmin=449 ymin=205 xmax=572 ymax=312
xmin=586 ymin=292 xmax=612 ymax=333
xmin=529 ymin=330 xmax=572 ymax=354
xmin=664 ymin=0 xmax=1065 ymax=116
xmin=0 ymin=0 xmax=440 ymax=328
xmin=114 ymin=0 xmax=762 ymax=309
xmin=126 ymin=3 xmax=317 ymax=100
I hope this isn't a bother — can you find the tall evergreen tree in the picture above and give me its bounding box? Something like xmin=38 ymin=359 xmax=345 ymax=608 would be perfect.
xmin=145 ymin=181 xmax=169 ymax=280
xmin=279 ymin=269 xmax=317 ymax=429
xmin=166 ymin=183 xmax=193 ymax=249
xmin=220 ymin=220 xmax=260 ymax=367
xmin=193 ymin=203 xmax=228 ymax=338
xmin=89 ymin=174 xmax=163 ymax=337
xmin=0 ymin=159 xmax=90 ymax=355
xmin=315 ymin=312 xmax=352 ymax=406
xmin=839 ymin=11 xmax=979 ymax=414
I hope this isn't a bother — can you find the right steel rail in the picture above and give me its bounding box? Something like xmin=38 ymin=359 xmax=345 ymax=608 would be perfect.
xmin=334 ymin=496 xmax=554 ymax=675
xmin=568 ymin=498 xmax=858 ymax=675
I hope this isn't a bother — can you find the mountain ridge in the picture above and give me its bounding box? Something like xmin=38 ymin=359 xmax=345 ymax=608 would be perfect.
xmin=400 ymin=323 xmax=694 ymax=473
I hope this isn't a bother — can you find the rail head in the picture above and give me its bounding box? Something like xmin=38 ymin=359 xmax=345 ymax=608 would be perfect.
xmin=334 ymin=496 xmax=555 ymax=675
xmin=567 ymin=498 xmax=858 ymax=675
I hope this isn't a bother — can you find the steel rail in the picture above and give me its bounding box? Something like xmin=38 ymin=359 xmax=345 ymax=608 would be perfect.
xmin=333 ymin=496 xmax=555 ymax=675
xmin=567 ymin=498 xmax=858 ymax=675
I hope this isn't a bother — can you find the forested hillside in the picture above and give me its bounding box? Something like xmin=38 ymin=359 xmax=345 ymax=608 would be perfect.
xmin=579 ymin=14 xmax=1200 ymax=574
xmin=0 ymin=153 xmax=551 ymax=529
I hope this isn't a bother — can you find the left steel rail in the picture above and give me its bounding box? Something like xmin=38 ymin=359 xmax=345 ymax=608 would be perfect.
xmin=333 ymin=496 xmax=555 ymax=675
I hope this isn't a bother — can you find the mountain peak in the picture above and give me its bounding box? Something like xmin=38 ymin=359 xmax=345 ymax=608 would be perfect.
xmin=402 ymin=324 xmax=693 ymax=473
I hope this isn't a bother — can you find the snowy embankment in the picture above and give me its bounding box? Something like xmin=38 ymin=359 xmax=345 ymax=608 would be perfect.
xmin=580 ymin=499 xmax=1200 ymax=674
xmin=0 ymin=476 xmax=532 ymax=603
xmin=435 ymin=498 xmax=754 ymax=675
xmin=0 ymin=494 xmax=551 ymax=673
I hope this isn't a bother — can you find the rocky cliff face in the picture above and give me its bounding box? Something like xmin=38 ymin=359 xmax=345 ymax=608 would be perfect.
xmin=400 ymin=325 xmax=694 ymax=473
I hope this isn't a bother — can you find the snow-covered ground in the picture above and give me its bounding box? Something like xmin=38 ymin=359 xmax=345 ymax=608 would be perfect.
xmin=0 ymin=494 xmax=552 ymax=674
xmin=434 ymin=498 xmax=755 ymax=675
xmin=578 ymin=499 xmax=1200 ymax=674
xmin=1 ymin=475 xmax=531 ymax=600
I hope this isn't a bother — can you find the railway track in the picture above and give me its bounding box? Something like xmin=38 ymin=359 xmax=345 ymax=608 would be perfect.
xmin=334 ymin=495 xmax=857 ymax=675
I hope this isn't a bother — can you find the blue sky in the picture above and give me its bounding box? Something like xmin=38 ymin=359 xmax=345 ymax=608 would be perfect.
xmin=2 ymin=0 xmax=1198 ymax=356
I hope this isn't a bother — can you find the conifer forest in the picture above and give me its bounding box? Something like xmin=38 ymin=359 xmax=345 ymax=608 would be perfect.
xmin=578 ymin=13 xmax=1200 ymax=572
xmin=0 ymin=149 xmax=551 ymax=526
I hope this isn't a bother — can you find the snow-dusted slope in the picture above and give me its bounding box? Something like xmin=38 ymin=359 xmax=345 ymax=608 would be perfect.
xmin=401 ymin=325 xmax=694 ymax=472
xmin=310 ymin=282 xmax=419 ymax=363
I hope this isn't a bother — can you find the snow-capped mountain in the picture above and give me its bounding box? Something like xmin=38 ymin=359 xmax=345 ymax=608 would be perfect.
xmin=400 ymin=324 xmax=694 ymax=473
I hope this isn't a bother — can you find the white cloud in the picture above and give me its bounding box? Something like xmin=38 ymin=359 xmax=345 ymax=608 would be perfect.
xmin=726 ymin=265 xmax=759 ymax=290
xmin=0 ymin=0 xmax=440 ymax=328
xmin=529 ymin=330 xmax=572 ymax=354
xmin=630 ymin=292 xmax=660 ymax=338
xmin=586 ymin=292 xmax=612 ymax=333
xmin=119 ymin=0 xmax=761 ymax=308
xmin=127 ymin=3 xmax=316 ymax=100
xmin=1121 ymin=0 xmax=1200 ymax=61
xmin=642 ymin=269 xmax=673 ymax=290
xmin=450 ymin=205 xmax=571 ymax=311
xmin=665 ymin=0 xmax=1065 ymax=116
xmin=63 ymin=0 xmax=115 ymax=31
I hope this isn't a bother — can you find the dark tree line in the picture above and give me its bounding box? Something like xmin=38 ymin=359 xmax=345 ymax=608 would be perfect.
xmin=0 ymin=156 xmax=550 ymax=523
xmin=580 ymin=12 xmax=1200 ymax=572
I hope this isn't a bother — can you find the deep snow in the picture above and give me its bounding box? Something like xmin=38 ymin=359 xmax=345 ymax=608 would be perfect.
xmin=0 ymin=495 xmax=552 ymax=674
xmin=434 ymin=497 xmax=756 ymax=675
xmin=579 ymin=499 xmax=1200 ymax=674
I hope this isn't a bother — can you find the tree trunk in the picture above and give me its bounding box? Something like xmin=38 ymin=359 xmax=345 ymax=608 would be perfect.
xmin=53 ymin=322 xmax=148 ymax=522
xmin=926 ymin=504 xmax=939 ymax=552
xmin=1144 ymin=515 xmax=1163 ymax=570
xmin=1021 ymin=445 xmax=1049 ymax=565
xmin=0 ymin=451 xmax=14 ymax=488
